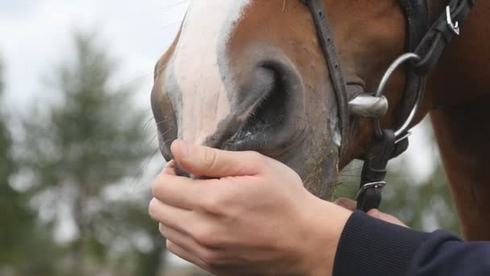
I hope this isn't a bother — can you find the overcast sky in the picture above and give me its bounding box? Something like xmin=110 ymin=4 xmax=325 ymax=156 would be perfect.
xmin=0 ymin=0 xmax=187 ymax=113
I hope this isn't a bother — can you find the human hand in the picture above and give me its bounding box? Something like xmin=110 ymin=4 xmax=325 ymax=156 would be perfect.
xmin=149 ymin=140 xmax=352 ymax=276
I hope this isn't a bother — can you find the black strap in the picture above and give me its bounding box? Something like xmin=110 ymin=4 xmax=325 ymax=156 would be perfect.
xmin=356 ymin=130 xmax=409 ymax=211
xmin=414 ymin=0 xmax=476 ymax=73
xmin=302 ymin=0 xmax=351 ymax=155
xmin=398 ymin=0 xmax=430 ymax=51
xmin=358 ymin=0 xmax=476 ymax=211
xmin=396 ymin=0 xmax=476 ymax=129
xmin=395 ymin=0 xmax=430 ymax=131
xmin=357 ymin=0 xmax=476 ymax=211
xmin=301 ymin=0 xmax=476 ymax=212
xmin=356 ymin=0 xmax=430 ymax=211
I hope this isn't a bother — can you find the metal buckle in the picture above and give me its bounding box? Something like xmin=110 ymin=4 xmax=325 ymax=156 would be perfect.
xmin=446 ymin=5 xmax=461 ymax=36
xmin=356 ymin=181 xmax=386 ymax=199
xmin=395 ymin=131 xmax=412 ymax=144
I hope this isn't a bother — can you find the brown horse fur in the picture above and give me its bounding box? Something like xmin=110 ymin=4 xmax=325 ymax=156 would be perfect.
xmin=152 ymin=0 xmax=490 ymax=240
xmin=427 ymin=1 xmax=490 ymax=240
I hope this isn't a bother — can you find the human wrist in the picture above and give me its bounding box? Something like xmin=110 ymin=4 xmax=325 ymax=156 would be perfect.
xmin=300 ymin=195 xmax=352 ymax=276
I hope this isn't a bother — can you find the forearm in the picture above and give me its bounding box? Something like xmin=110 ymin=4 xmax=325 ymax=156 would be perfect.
xmin=303 ymin=199 xmax=352 ymax=276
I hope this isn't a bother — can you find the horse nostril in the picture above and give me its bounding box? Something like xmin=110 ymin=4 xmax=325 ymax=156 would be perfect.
xmin=243 ymin=65 xmax=288 ymax=131
xmin=222 ymin=62 xmax=294 ymax=153
xmin=202 ymin=65 xmax=282 ymax=149
xmin=233 ymin=66 xmax=277 ymax=115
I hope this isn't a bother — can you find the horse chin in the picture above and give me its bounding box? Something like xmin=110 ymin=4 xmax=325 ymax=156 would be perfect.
xmin=299 ymin=143 xmax=340 ymax=201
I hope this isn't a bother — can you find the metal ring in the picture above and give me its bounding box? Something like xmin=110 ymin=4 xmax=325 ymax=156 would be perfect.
xmin=374 ymin=53 xmax=421 ymax=137
xmin=394 ymin=76 xmax=425 ymax=138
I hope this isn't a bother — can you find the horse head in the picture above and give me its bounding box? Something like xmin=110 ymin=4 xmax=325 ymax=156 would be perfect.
xmin=152 ymin=0 xmax=410 ymax=199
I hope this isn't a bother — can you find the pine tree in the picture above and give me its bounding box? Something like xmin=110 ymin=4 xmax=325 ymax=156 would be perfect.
xmin=0 ymin=55 xmax=28 ymax=268
xmin=20 ymin=33 xmax=162 ymax=275
xmin=0 ymin=54 xmax=61 ymax=276
xmin=0 ymin=52 xmax=19 ymax=266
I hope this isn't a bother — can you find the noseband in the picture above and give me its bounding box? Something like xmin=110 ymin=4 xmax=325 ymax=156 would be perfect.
xmin=302 ymin=0 xmax=476 ymax=211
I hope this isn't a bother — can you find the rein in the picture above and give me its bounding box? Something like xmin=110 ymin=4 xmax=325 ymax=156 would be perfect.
xmin=302 ymin=0 xmax=476 ymax=211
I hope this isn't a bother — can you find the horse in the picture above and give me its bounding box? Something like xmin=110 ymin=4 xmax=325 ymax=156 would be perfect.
xmin=151 ymin=0 xmax=490 ymax=241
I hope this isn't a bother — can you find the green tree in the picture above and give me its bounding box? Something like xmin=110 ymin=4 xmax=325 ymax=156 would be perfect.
xmin=0 ymin=52 xmax=24 ymax=270
xmin=20 ymin=33 xmax=163 ymax=275
xmin=0 ymin=56 xmax=61 ymax=276
xmin=381 ymin=159 xmax=459 ymax=234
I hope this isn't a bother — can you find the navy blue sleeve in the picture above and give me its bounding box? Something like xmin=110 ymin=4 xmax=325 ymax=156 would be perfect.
xmin=333 ymin=211 xmax=490 ymax=276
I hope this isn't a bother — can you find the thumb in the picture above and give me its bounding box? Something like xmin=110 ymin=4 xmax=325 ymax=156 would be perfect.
xmin=171 ymin=140 xmax=263 ymax=178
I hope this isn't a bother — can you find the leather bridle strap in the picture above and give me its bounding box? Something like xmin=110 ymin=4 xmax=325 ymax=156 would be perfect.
xmin=302 ymin=0 xmax=477 ymax=212
xmin=358 ymin=0 xmax=476 ymax=211
xmin=415 ymin=0 xmax=476 ymax=72
xmin=302 ymin=0 xmax=351 ymax=155
xmin=358 ymin=0 xmax=477 ymax=212
xmin=396 ymin=0 xmax=476 ymax=130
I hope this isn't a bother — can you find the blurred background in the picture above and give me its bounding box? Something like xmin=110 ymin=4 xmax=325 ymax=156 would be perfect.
xmin=0 ymin=0 xmax=459 ymax=275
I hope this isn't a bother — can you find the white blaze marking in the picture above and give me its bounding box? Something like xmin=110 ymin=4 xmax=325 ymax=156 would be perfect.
xmin=172 ymin=0 xmax=251 ymax=144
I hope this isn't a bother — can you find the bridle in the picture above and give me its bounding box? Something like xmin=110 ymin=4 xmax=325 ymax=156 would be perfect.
xmin=301 ymin=0 xmax=476 ymax=211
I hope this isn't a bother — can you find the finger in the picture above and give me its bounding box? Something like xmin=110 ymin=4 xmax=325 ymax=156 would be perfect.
xmin=166 ymin=240 xmax=209 ymax=271
xmin=149 ymin=198 xmax=196 ymax=234
xmin=163 ymin=225 xmax=240 ymax=275
xmin=152 ymin=172 xmax=211 ymax=210
xmin=160 ymin=224 xmax=208 ymax=253
xmin=160 ymin=223 xmax=224 ymax=255
xmin=335 ymin=197 xmax=357 ymax=211
xmin=367 ymin=209 xmax=407 ymax=227
xmin=171 ymin=140 xmax=264 ymax=178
